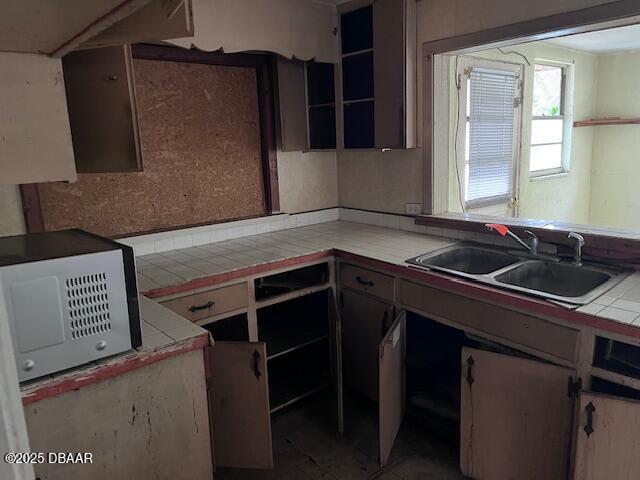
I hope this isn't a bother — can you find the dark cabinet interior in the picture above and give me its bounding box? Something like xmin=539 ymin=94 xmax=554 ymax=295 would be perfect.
xmin=203 ymin=313 xmax=249 ymax=342
xmin=254 ymin=262 xmax=329 ymax=300
xmin=594 ymin=336 xmax=640 ymax=379
xmin=275 ymin=57 xmax=336 ymax=151
xmin=344 ymin=101 xmax=375 ymax=149
xmin=258 ymin=292 xmax=329 ymax=360
xmin=340 ymin=5 xmax=373 ymax=54
xmin=306 ymin=62 xmax=336 ymax=149
xmin=341 ymin=6 xmax=375 ymax=149
xmin=342 ymin=51 xmax=374 ymax=101
xmin=258 ymin=290 xmax=333 ymax=413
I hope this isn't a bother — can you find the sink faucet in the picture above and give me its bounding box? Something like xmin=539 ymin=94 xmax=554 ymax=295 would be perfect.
xmin=485 ymin=224 xmax=539 ymax=256
xmin=568 ymin=232 xmax=585 ymax=266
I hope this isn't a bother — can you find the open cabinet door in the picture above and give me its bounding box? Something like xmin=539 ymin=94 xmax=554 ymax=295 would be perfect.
xmin=328 ymin=288 xmax=345 ymax=434
xmin=208 ymin=341 xmax=273 ymax=469
xmin=460 ymin=347 xmax=574 ymax=480
xmin=379 ymin=310 xmax=406 ymax=467
xmin=572 ymin=391 xmax=640 ymax=479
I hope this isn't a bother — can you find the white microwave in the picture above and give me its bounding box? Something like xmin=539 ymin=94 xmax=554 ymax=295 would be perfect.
xmin=0 ymin=229 xmax=141 ymax=382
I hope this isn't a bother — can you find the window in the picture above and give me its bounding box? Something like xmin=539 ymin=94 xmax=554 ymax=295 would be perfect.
xmin=455 ymin=58 xmax=522 ymax=210
xmin=530 ymin=63 xmax=566 ymax=176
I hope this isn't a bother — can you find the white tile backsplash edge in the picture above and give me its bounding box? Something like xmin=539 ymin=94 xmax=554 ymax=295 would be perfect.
xmin=122 ymin=209 xmax=340 ymax=256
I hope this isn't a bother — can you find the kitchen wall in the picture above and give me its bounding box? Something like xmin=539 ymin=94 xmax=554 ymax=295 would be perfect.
xmin=446 ymin=42 xmax=598 ymax=224
xmin=588 ymin=51 xmax=640 ymax=230
xmin=336 ymin=0 xmax=620 ymax=215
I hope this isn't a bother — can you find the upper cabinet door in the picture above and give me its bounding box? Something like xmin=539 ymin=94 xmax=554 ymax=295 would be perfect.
xmin=0 ymin=53 xmax=76 ymax=184
xmin=379 ymin=310 xmax=406 ymax=467
xmin=460 ymin=347 xmax=574 ymax=480
xmin=63 ymin=45 xmax=142 ymax=173
xmin=572 ymin=391 xmax=640 ymax=480
xmin=340 ymin=1 xmax=416 ymax=150
xmin=208 ymin=341 xmax=273 ymax=469
xmin=373 ymin=0 xmax=416 ymax=149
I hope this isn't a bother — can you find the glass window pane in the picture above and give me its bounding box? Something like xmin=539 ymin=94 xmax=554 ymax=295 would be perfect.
xmin=531 ymin=119 xmax=563 ymax=145
xmin=530 ymin=144 xmax=562 ymax=172
xmin=532 ymin=64 xmax=563 ymax=117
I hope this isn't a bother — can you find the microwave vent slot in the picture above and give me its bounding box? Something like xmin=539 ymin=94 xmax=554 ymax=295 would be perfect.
xmin=65 ymin=273 xmax=111 ymax=340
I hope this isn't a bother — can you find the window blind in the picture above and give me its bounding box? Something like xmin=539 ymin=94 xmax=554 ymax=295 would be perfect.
xmin=467 ymin=67 xmax=517 ymax=206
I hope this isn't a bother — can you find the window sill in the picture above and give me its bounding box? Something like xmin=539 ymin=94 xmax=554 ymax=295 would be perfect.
xmin=414 ymin=212 xmax=640 ymax=258
xmin=529 ymin=171 xmax=569 ymax=182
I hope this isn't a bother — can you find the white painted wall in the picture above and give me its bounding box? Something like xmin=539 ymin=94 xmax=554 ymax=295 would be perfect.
xmin=277 ymin=150 xmax=339 ymax=213
xmin=336 ymin=0 xmax=621 ymax=215
xmin=447 ymin=42 xmax=598 ymax=224
xmin=588 ymin=51 xmax=640 ymax=230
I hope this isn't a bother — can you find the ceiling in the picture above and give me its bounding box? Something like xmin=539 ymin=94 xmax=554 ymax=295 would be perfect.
xmin=546 ymin=23 xmax=640 ymax=54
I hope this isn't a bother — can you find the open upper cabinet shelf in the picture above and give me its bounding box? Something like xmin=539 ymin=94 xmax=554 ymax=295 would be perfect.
xmin=573 ymin=117 xmax=640 ymax=127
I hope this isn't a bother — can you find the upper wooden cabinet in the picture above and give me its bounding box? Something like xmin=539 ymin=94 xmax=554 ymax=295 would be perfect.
xmin=340 ymin=0 xmax=417 ymax=150
xmin=0 ymin=53 xmax=76 ymax=185
xmin=62 ymin=46 xmax=142 ymax=173
xmin=276 ymin=57 xmax=337 ymax=152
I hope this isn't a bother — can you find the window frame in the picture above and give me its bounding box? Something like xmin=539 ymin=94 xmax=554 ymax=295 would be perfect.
xmin=529 ymin=60 xmax=570 ymax=178
xmin=454 ymin=56 xmax=523 ymax=211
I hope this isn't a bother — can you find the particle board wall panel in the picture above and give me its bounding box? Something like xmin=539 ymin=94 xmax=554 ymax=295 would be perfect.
xmin=24 ymin=349 xmax=212 ymax=480
xmin=37 ymin=58 xmax=266 ymax=237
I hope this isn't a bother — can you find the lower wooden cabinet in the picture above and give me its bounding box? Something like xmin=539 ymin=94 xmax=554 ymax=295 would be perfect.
xmin=340 ymin=289 xmax=394 ymax=402
xmin=206 ymin=287 xmax=343 ymax=469
xmin=458 ymin=347 xmax=640 ymax=480
xmin=459 ymin=348 xmax=574 ymax=480
xmin=572 ymin=392 xmax=640 ymax=479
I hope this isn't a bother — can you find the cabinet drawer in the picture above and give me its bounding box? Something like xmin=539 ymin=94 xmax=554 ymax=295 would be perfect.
xmin=399 ymin=280 xmax=579 ymax=364
xmin=161 ymin=283 xmax=248 ymax=322
xmin=340 ymin=263 xmax=394 ymax=301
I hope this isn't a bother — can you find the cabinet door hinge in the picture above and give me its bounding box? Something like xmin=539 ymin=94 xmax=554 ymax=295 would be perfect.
xmin=567 ymin=376 xmax=582 ymax=399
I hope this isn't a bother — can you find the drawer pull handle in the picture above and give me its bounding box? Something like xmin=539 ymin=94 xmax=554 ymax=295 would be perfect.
xmin=466 ymin=355 xmax=475 ymax=386
xmin=356 ymin=276 xmax=374 ymax=287
xmin=252 ymin=350 xmax=262 ymax=381
xmin=584 ymin=402 xmax=595 ymax=437
xmin=188 ymin=301 xmax=215 ymax=313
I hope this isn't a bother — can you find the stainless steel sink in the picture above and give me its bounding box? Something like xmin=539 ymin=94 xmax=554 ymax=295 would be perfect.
xmin=407 ymin=243 xmax=630 ymax=305
xmin=410 ymin=246 xmax=520 ymax=275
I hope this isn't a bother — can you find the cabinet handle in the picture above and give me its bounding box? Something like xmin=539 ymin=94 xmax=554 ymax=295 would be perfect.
xmin=252 ymin=350 xmax=262 ymax=381
xmin=466 ymin=355 xmax=475 ymax=385
xmin=188 ymin=300 xmax=215 ymax=313
xmin=356 ymin=276 xmax=374 ymax=287
xmin=584 ymin=402 xmax=595 ymax=437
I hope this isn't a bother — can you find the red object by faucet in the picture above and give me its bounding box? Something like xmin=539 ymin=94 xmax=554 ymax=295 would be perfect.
xmin=485 ymin=223 xmax=510 ymax=236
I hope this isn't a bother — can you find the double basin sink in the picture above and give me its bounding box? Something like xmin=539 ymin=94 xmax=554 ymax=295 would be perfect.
xmin=406 ymin=244 xmax=630 ymax=305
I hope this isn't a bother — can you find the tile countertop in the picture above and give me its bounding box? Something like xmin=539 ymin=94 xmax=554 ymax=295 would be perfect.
xmin=21 ymin=296 xmax=208 ymax=404
xmin=137 ymin=220 xmax=640 ymax=335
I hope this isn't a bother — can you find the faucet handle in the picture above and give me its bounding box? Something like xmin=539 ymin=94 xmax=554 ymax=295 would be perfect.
xmin=485 ymin=223 xmax=510 ymax=236
xmin=568 ymin=231 xmax=585 ymax=246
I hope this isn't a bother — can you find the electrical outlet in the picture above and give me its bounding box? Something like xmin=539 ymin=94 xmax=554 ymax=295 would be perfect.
xmin=405 ymin=203 xmax=422 ymax=215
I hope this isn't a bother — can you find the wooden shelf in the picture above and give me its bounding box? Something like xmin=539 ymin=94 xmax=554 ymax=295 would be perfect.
xmin=267 ymin=338 xmax=332 ymax=413
xmin=257 ymin=290 xmax=329 ymax=359
xmin=573 ymin=117 xmax=640 ymax=127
